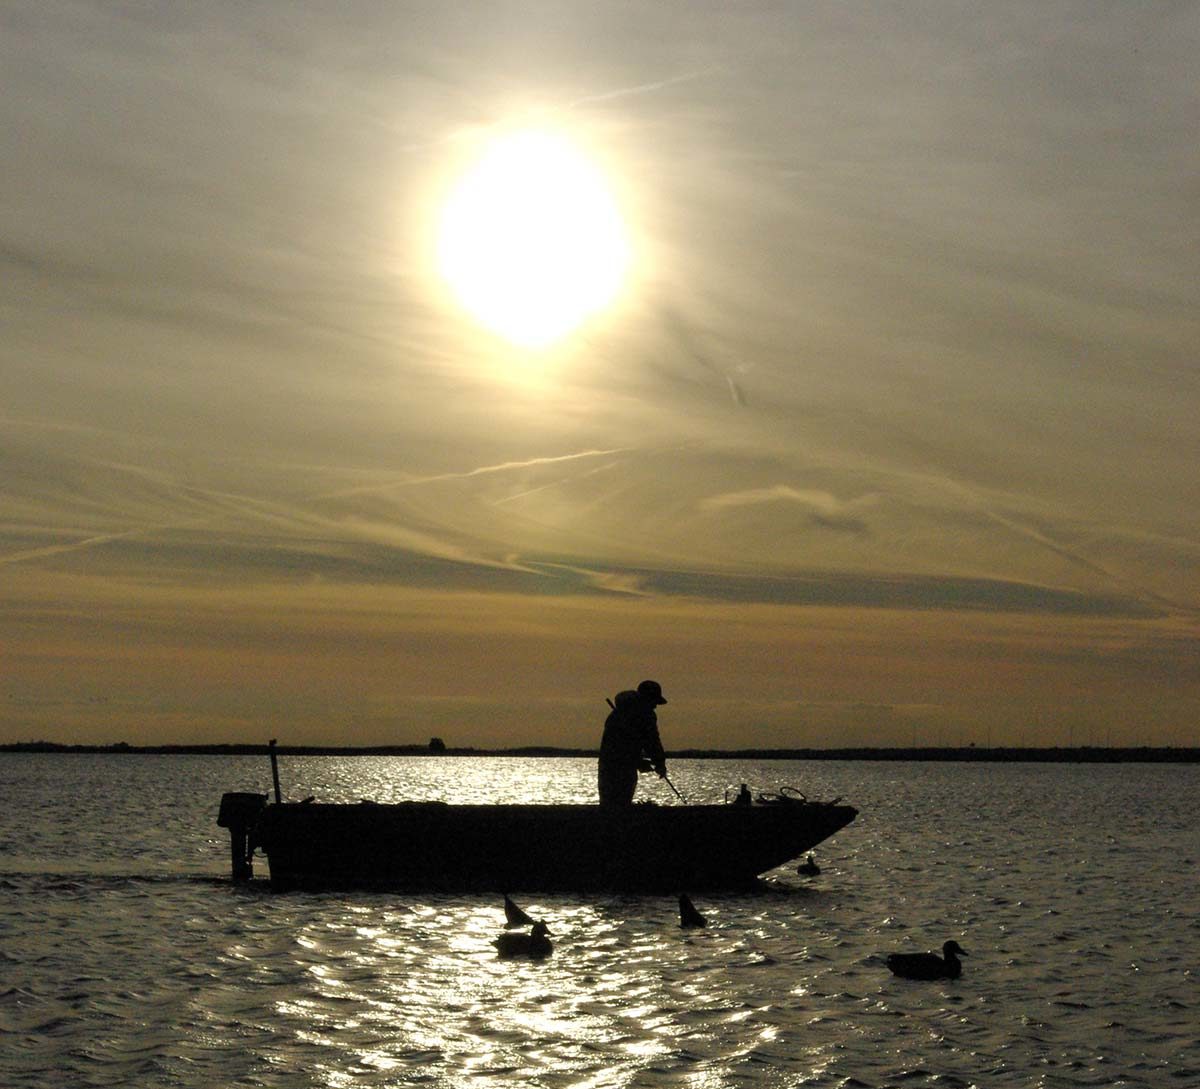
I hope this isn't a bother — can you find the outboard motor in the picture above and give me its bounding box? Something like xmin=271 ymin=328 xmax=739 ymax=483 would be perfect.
xmin=217 ymin=792 xmax=267 ymax=881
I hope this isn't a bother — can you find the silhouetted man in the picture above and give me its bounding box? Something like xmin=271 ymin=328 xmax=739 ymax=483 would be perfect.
xmin=598 ymin=679 xmax=668 ymax=805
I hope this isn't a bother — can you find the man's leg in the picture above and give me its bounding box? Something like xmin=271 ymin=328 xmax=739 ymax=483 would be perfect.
xmin=598 ymin=763 xmax=637 ymax=805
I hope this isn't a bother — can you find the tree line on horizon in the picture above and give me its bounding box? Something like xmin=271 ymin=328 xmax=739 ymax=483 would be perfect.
xmin=1 ymin=740 xmax=1197 ymax=762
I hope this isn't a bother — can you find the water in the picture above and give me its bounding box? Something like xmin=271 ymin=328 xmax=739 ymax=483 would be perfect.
xmin=1 ymin=755 xmax=1196 ymax=1088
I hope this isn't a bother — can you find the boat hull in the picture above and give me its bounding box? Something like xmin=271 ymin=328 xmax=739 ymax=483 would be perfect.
xmin=251 ymin=800 xmax=857 ymax=892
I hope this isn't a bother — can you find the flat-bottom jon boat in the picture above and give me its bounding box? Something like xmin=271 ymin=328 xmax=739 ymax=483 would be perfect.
xmin=218 ymin=791 xmax=857 ymax=893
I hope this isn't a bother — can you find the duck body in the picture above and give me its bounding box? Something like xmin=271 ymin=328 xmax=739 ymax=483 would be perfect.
xmin=886 ymin=940 xmax=967 ymax=980
xmin=796 ymin=854 xmax=820 ymax=876
xmin=494 ymin=921 xmax=553 ymax=959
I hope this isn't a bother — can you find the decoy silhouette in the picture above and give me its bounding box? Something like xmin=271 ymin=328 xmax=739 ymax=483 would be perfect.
xmin=886 ymin=940 xmax=967 ymax=980
xmin=503 ymin=893 xmax=535 ymax=929
xmin=493 ymin=921 xmax=553 ymax=959
xmin=796 ymin=854 xmax=821 ymax=876
xmin=678 ymin=893 xmax=707 ymax=929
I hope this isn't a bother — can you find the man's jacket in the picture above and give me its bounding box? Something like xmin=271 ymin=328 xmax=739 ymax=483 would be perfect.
xmin=600 ymin=690 xmax=666 ymax=773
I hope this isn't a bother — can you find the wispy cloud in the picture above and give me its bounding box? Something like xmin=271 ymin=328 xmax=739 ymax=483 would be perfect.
xmin=700 ymin=486 xmax=873 ymax=534
xmin=566 ymin=68 xmax=723 ymax=108
xmin=320 ymin=448 xmax=638 ymax=501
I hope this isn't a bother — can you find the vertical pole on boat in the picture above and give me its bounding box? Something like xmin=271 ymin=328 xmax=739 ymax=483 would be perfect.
xmin=269 ymin=738 xmax=282 ymax=804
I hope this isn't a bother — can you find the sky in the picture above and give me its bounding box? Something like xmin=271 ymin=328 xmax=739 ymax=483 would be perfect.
xmin=2 ymin=1 xmax=1197 ymax=749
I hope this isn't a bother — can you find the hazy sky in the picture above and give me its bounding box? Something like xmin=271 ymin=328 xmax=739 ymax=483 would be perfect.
xmin=3 ymin=1 xmax=1197 ymax=748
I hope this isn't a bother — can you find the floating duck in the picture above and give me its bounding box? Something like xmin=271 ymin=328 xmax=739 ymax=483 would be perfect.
xmin=493 ymin=921 xmax=553 ymax=959
xmin=886 ymin=940 xmax=968 ymax=980
xmin=796 ymin=854 xmax=821 ymax=876
xmin=678 ymin=893 xmax=707 ymax=929
xmin=503 ymin=893 xmax=535 ymax=929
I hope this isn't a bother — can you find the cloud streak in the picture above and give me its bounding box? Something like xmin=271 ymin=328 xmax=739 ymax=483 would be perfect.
xmin=700 ymin=485 xmax=873 ymax=534
xmin=320 ymin=447 xmax=638 ymax=501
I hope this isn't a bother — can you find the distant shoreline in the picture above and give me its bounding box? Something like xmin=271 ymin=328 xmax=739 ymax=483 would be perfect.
xmin=1 ymin=741 xmax=1197 ymax=762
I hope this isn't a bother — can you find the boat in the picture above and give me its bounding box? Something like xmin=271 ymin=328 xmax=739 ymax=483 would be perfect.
xmin=217 ymin=788 xmax=857 ymax=893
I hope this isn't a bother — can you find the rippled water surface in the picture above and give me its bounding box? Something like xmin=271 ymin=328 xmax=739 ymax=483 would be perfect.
xmin=1 ymin=754 xmax=1196 ymax=1087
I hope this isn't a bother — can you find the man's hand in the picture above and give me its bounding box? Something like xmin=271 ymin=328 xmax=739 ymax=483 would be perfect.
xmin=655 ymin=762 xmax=667 ymax=779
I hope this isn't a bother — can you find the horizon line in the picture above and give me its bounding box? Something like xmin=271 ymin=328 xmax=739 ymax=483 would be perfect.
xmin=2 ymin=741 xmax=1197 ymax=763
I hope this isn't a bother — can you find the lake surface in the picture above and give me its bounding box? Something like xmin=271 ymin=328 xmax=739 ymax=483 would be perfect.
xmin=1 ymin=754 xmax=1196 ymax=1088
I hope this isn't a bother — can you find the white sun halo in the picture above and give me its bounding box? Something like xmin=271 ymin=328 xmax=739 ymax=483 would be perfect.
xmin=436 ymin=129 xmax=631 ymax=349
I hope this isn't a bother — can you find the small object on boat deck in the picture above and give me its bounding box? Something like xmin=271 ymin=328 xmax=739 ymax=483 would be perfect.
xmin=494 ymin=921 xmax=553 ymax=959
xmin=678 ymin=893 xmax=707 ymax=928
xmin=797 ymin=853 xmax=820 ymax=876
xmin=886 ymin=940 xmax=968 ymax=980
xmin=734 ymin=784 xmax=752 ymax=806
xmin=503 ymin=893 xmax=535 ymax=929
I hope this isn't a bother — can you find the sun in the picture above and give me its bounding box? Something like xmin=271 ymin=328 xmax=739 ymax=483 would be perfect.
xmin=436 ymin=128 xmax=631 ymax=349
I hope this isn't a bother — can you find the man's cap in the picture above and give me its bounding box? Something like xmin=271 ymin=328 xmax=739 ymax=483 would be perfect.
xmin=637 ymin=679 xmax=667 ymax=705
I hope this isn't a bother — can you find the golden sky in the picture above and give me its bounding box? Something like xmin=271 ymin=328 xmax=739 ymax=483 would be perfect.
xmin=2 ymin=3 xmax=1197 ymax=747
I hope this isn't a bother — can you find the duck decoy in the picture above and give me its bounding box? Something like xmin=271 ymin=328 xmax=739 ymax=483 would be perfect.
xmin=796 ymin=854 xmax=821 ymax=876
xmin=493 ymin=921 xmax=553 ymax=959
xmin=503 ymin=893 xmax=535 ymax=929
xmin=678 ymin=893 xmax=707 ymax=929
xmin=886 ymin=940 xmax=967 ymax=980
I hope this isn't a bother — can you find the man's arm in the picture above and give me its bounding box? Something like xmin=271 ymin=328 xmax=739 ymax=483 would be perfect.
xmin=644 ymin=713 xmax=667 ymax=777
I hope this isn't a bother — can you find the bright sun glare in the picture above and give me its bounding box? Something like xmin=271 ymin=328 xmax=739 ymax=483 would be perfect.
xmin=436 ymin=128 xmax=631 ymax=349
